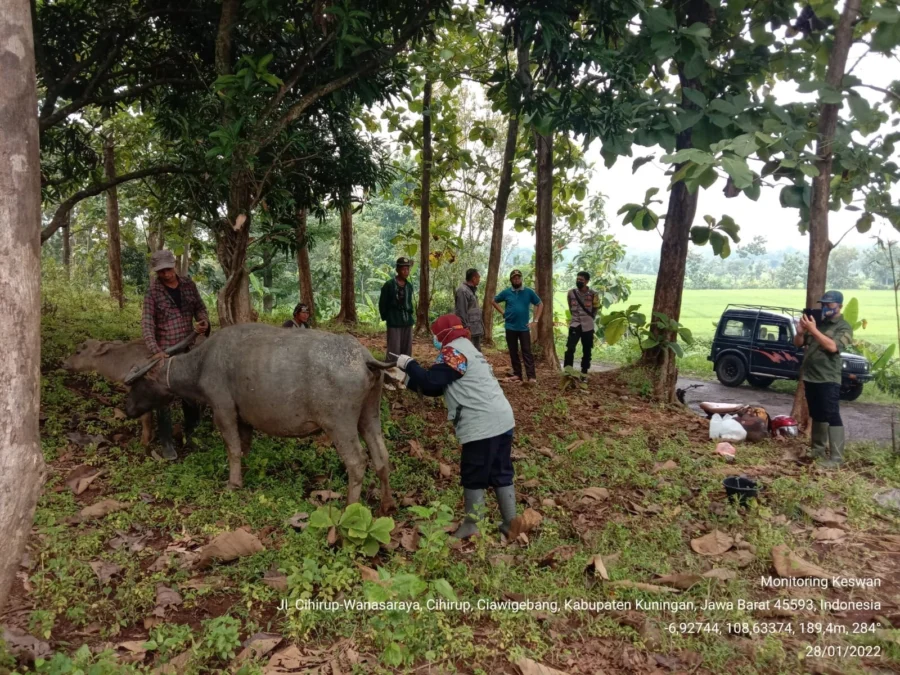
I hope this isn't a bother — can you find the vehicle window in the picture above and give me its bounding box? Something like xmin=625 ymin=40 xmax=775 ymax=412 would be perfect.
xmin=757 ymin=323 xmax=788 ymax=343
xmin=722 ymin=319 xmax=749 ymax=338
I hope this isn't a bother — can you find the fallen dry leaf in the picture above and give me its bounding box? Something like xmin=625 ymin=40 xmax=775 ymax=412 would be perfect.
xmin=703 ymin=568 xmax=737 ymax=581
xmin=327 ymin=526 xmax=338 ymax=547
xmin=237 ymin=633 xmax=282 ymax=662
xmin=117 ymin=640 xmax=147 ymax=655
xmin=521 ymin=478 xmax=540 ymax=489
xmin=654 ymin=573 xmax=703 ymax=590
xmin=722 ymin=549 xmax=756 ymax=568
xmin=143 ymin=617 xmax=162 ymax=630
xmin=286 ymin=513 xmax=309 ymax=531
xmin=438 ymin=462 xmax=453 ymax=478
xmin=155 ymin=584 xmax=183 ymax=611
xmin=79 ymin=499 xmax=130 ymax=520
xmin=89 ymin=560 xmax=123 ymax=585
xmin=108 ymin=531 xmax=148 ymax=552
xmin=539 ymin=546 xmax=577 ymax=569
xmin=541 ymin=498 xmax=557 ymax=508
xmin=771 ymin=544 xmax=830 ymax=579
xmin=609 ymin=580 xmax=679 ymax=594
xmin=65 ymin=466 xmax=103 ymax=495
xmin=264 ymin=645 xmax=322 ymax=673
xmin=399 ymin=528 xmax=420 ymax=552
xmin=514 ymin=656 xmax=569 ymax=675
xmin=537 ymin=447 xmax=557 ymax=460
xmin=584 ymin=554 xmax=609 ymax=585
xmin=812 ymin=527 xmax=846 ymax=542
xmin=113 ymin=408 xmax=127 ymax=420
xmin=508 ymin=508 xmax=542 ymax=540
xmin=580 ymin=487 xmax=610 ymax=501
xmin=66 ymin=431 xmax=107 ymax=448
xmin=262 ymin=566 xmax=288 ymax=592
xmin=690 ymin=530 xmax=734 ymax=556
xmin=197 ymin=530 xmax=265 ymax=568
xmin=408 ymin=439 xmax=424 ymax=458
xmin=800 ymin=505 xmax=847 ymax=527
xmin=653 ymin=460 xmax=678 ymax=472
xmin=150 ymin=649 xmax=192 ymax=675
xmin=358 ymin=565 xmax=380 ymax=583
xmin=1 ymin=627 xmax=51 ymax=663
xmin=565 ymin=440 xmax=585 ymax=452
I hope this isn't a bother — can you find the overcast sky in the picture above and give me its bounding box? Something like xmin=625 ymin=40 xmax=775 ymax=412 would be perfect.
xmin=510 ymin=42 xmax=900 ymax=255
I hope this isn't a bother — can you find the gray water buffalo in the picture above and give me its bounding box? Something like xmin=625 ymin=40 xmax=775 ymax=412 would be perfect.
xmin=63 ymin=339 xmax=157 ymax=445
xmin=124 ymin=324 xmax=397 ymax=512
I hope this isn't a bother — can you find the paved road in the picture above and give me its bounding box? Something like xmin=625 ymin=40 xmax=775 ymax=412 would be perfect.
xmin=592 ymin=364 xmax=896 ymax=444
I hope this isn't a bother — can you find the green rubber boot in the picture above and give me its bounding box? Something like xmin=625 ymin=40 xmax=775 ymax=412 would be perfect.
xmin=452 ymin=489 xmax=485 ymax=539
xmin=154 ymin=407 xmax=178 ymax=461
xmin=818 ymin=426 xmax=845 ymax=469
xmin=810 ymin=422 xmax=829 ymax=460
xmin=494 ymin=485 xmax=518 ymax=536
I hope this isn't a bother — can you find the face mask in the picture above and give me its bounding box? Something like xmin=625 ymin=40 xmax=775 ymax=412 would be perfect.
xmin=433 ymin=336 xmax=442 ymax=350
xmin=576 ymin=281 xmax=585 ymax=289
xmin=823 ymin=307 xmax=837 ymax=319
xmin=512 ymin=281 xmax=522 ymax=289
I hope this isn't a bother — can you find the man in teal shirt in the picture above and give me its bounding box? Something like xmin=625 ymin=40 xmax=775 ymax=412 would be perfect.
xmin=492 ymin=269 xmax=543 ymax=384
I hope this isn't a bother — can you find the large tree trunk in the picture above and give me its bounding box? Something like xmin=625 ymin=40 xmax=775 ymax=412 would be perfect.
xmin=791 ymin=0 xmax=862 ymax=426
xmin=534 ymin=130 xmax=558 ymax=370
xmin=62 ymin=209 xmax=71 ymax=277
xmin=336 ymin=201 xmax=357 ymax=324
xmin=482 ymin=113 xmax=519 ymax=346
xmin=176 ymin=217 xmax=193 ymax=276
xmin=103 ymin=123 xmax=124 ymax=308
xmin=0 ymin=0 xmax=46 ymax=614
xmin=262 ymin=249 xmax=274 ymax=314
xmin=415 ymin=77 xmax=433 ymax=335
xmin=296 ymin=208 xmax=315 ymax=321
xmin=216 ymin=171 xmax=254 ymax=326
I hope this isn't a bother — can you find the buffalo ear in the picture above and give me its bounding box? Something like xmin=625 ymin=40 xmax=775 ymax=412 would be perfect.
xmin=93 ymin=341 xmax=112 ymax=356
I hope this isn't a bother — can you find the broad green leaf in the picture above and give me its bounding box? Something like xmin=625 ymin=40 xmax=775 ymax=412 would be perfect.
xmin=339 ymin=503 xmax=373 ymax=532
xmin=683 ymin=52 xmax=706 ymax=79
xmin=721 ymin=156 xmax=754 ymax=189
xmin=871 ymin=6 xmax=900 ymax=23
xmin=432 ymin=579 xmax=458 ymax=602
xmin=780 ymin=185 xmax=806 ymax=209
xmin=843 ymin=298 xmax=859 ymax=327
xmin=661 ymin=148 xmax=713 ymax=165
xmin=799 ymin=164 xmax=820 ymax=177
xmin=309 ymin=507 xmax=338 ymax=529
xmin=361 ymin=538 xmax=380 ymax=557
xmin=856 ymin=212 xmax=874 ymax=233
xmin=651 ymin=33 xmax=679 ymax=59
xmin=682 ymin=22 xmax=711 ymax=38
xmin=683 ymin=88 xmax=707 ymax=109
xmin=674 ymin=108 xmax=704 ymax=132
xmin=604 ymin=317 xmax=629 ymax=345
xmin=718 ymin=215 xmax=741 ymax=242
xmin=819 ymin=87 xmax=843 ymax=105
xmin=645 ymin=7 xmax=677 ymax=31
xmin=644 ymin=187 xmax=659 ymax=202
xmin=632 ymin=156 xmax=654 ymax=173
xmin=369 ymin=517 xmax=395 ymax=544
xmin=678 ymin=327 xmax=694 ymax=344
xmin=668 ymin=342 xmax=685 ymax=358
xmin=383 ymin=643 xmax=404 ymax=667
xmin=707 ymin=99 xmax=737 ymax=116
xmin=709 ymin=230 xmax=731 ymax=258
xmin=873 ymin=344 xmax=896 ymax=370
xmin=729 ymin=134 xmax=757 ymax=158
xmin=690 ymin=226 xmax=711 ymax=246
xmin=697 ymin=166 xmax=718 ymax=190
xmin=632 ymin=209 xmax=646 ymax=230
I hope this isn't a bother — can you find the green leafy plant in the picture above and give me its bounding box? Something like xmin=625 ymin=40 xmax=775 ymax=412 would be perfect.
xmin=143 ymin=623 xmax=193 ymax=661
xmin=32 ymin=644 xmax=138 ymax=674
xmin=600 ymin=306 xmax=693 ymax=357
xmin=198 ymin=615 xmax=241 ymax=663
xmin=308 ymin=503 xmax=394 ymax=556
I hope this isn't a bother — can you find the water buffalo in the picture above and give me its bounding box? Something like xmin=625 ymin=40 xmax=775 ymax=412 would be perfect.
xmin=63 ymin=339 xmax=157 ymax=445
xmin=124 ymin=324 xmax=396 ymax=512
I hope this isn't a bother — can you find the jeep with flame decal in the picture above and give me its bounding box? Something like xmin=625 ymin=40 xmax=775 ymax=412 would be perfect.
xmin=709 ymin=305 xmax=872 ymax=401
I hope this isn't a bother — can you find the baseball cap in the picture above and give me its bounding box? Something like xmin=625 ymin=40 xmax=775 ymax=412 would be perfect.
xmin=509 ymin=269 xmax=523 ymax=280
xmin=396 ymin=256 xmax=413 ymax=268
xmin=150 ymin=250 xmax=177 ymax=272
xmin=819 ymin=290 xmax=844 ymax=304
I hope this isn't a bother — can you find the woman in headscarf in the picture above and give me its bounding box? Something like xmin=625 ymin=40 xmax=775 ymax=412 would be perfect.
xmin=394 ymin=314 xmax=517 ymax=538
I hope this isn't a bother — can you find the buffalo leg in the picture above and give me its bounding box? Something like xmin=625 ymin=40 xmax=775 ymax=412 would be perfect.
xmin=140 ymin=412 xmax=153 ymax=446
xmin=359 ymin=387 xmax=395 ymax=514
xmin=238 ymin=420 xmax=252 ymax=457
xmin=324 ymin=426 xmax=367 ymax=505
xmin=214 ymin=410 xmax=244 ymax=489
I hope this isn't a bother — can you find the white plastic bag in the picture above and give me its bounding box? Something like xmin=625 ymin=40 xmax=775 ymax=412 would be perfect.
xmin=709 ymin=414 xmax=748 ymax=442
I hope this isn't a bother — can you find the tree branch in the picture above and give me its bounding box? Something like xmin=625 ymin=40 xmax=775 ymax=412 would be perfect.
xmin=830 ymin=221 xmax=859 ymax=250
xmin=259 ymin=31 xmax=339 ymax=121
xmin=41 ymin=165 xmax=193 ymax=244
xmin=258 ymin=1 xmax=439 ymax=150
xmin=435 ymin=187 xmax=496 ymax=214
xmin=851 ymin=83 xmax=900 ymax=104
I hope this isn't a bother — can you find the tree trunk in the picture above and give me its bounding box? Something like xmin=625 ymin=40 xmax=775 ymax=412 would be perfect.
xmin=336 ymin=201 xmax=357 ymax=324
xmin=216 ymin=172 xmax=254 ymax=326
xmin=415 ymin=77 xmax=433 ymax=335
xmin=791 ymin=0 xmax=862 ymax=426
xmin=62 ymin=209 xmax=71 ymax=277
xmin=534 ymin=130 xmax=558 ymax=370
xmin=296 ymin=208 xmax=315 ymax=321
xmin=0 ymin=0 xmax=46 ymax=614
xmin=640 ymin=178 xmax=699 ymax=401
xmin=262 ymin=250 xmax=274 ymax=314
xmin=103 ymin=123 xmax=124 ymax=308
xmin=176 ymin=217 xmax=193 ymax=277
xmin=482 ymin=113 xmax=519 ymax=346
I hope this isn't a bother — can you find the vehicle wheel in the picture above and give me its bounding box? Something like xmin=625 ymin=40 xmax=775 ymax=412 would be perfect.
xmin=715 ymin=354 xmax=747 ymax=387
xmin=840 ymin=383 xmax=863 ymax=402
xmin=746 ymin=374 xmax=774 ymax=389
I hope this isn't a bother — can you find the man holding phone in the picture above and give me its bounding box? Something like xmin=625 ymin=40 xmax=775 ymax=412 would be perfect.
xmin=793 ymin=290 xmax=853 ymax=468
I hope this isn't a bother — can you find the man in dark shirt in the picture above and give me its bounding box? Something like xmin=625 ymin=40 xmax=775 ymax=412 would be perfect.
xmin=379 ymin=257 xmax=415 ymax=360
xmin=283 ymin=303 xmax=311 ymax=329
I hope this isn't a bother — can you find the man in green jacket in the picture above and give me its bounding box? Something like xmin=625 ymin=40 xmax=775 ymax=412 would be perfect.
xmin=794 ymin=290 xmax=853 ymax=468
xmin=379 ymin=257 xmax=416 ymax=360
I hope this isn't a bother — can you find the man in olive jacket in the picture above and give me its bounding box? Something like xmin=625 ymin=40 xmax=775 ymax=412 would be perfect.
xmin=379 ymin=257 xmax=416 ymax=360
